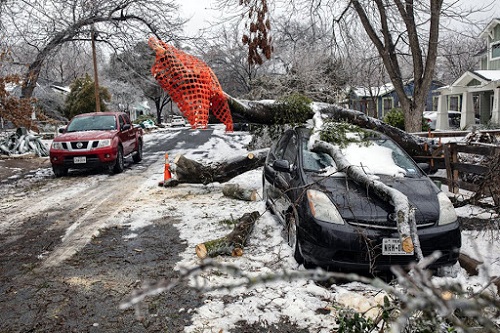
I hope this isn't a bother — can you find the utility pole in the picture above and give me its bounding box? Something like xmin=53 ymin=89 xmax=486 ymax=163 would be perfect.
xmin=91 ymin=25 xmax=101 ymax=112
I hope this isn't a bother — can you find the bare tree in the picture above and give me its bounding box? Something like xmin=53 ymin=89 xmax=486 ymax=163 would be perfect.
xmin=103 ymin=79 xmax=142 ymax=114
xmin=437 ymin=28 xmax=485 ymax=84
xmin=194 ymin=26 xmax=259 ymax=97
xmin=39 ymin=44 xmax=94 ymax=85
xmin=325 ymin=0 xmax=442 ymax=133
xmin=2 ymin=0 xmax=183 ymax=99
xmin=344 ymin=36 xmax=390 ymax=118
xmin=105 ymin=41 xmax=172 ymax=123
xmin=231 ymin=1 xmax=493 ymax=133
xmin=246 ymin=15 xmax=348 ymax=101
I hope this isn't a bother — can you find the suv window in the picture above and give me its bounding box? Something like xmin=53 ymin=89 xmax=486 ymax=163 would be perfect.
xmin=119 ymin=115 xmax=125 ymax=130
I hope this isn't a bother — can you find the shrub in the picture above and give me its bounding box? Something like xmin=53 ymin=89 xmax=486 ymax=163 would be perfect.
xmin=383 ymin=108 xmax=430 ymax=131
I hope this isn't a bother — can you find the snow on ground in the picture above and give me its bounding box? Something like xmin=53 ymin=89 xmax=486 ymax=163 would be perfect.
xmin=140 ymin=125 xmax=500 ymax=331
xmin=2 ymin=124 xmax=500 ymax=331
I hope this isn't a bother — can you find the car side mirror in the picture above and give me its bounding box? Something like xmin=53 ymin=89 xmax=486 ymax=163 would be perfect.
xmin=272 ymin=159 xmax=291 ymax=173
xmin=58 ymin=127 xmax=66 ymax=134
xmin=122 ymin=124 xmax=131 ymax=131
xmin=417 ymin=162 xmax=430 ymax=174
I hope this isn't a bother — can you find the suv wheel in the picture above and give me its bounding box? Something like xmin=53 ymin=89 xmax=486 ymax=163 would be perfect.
xmin=113 ymin=146 xmax=124 ymax=173
xmin=132 ymin=140 xmax=143 ymax=163
xmin=53 ymin=165 xmax=68 ymax=177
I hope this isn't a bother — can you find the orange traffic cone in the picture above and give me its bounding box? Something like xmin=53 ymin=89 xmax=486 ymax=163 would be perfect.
xmin=158 ymin=153 xmax=172 ymax=187
xmin=164 ymin=153 xmax=171 ymax=181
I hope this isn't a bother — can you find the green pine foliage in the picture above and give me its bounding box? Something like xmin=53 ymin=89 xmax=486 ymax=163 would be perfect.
xmin=274 ymin=92 xmax=314 ymax=125
xmin=64 ymin=74 xmax=111 ymax=118
xmin=319 ymin=120 xmax=376 ymax=148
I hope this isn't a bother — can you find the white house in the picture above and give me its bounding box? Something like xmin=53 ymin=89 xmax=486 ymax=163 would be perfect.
xmin=435 ymin=18 xmax=500 ymax=130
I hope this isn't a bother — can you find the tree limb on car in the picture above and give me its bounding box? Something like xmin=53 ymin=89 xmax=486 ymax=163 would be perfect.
xmin=226 ymin=96 xmax=433 ymax=158
xmin=311 ymin=140 xmax=424 ymax=262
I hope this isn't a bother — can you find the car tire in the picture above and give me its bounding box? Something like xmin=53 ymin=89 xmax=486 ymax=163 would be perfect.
xmin=132 ymin=140 xmax=143 ymax=163
xmin=53 ymin=165 xmax=68 ymax=177
xmin=287 ymin=208 xmax=304 ymax=265
xmin=262 ymin=174 xmax=268 ymax=201
xmin=113 ymin=146 xmax=124 ymax=174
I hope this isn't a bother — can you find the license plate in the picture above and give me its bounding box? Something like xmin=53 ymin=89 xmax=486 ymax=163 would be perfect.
xmin=382 ymin=238 xmax=413 ymax=255
xmin=74 ymin=156 xmax=86 ymax=164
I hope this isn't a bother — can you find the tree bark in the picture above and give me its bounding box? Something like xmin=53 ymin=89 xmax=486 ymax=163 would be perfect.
xmin=195 ymin=211 xmax=260 ymax=259
xmin=226 ymin=96 xmax=432 ymax=158
xmin=318 ymin=105 xmax=432 ymax=157
xmin=172 ymin=150 xmax=268 ymax=185
xmin=458 ymin=253 xmax=500 ymax=296
xmin=349 ymin=0 xmax=443 ymax=133
xmin=222 ymin=183 xmax=258 ymax=201
xmin=226 ymin=94 xmax=280 ymax=124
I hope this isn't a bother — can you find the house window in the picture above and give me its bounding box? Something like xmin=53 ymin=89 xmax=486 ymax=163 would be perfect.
xmin=382 ymin=97 xmax=393 ymax=116
xmin=449 ymin=96 xmax=460 ymax=111
xmin=492 ymin=41 xmax=500 ymax=60
xmin=432 ymin=96 xmax=439 ymax=111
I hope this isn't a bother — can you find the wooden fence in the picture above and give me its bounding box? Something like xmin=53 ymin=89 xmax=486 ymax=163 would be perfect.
xmin=413 ymin=135 xmax=500 ymax=204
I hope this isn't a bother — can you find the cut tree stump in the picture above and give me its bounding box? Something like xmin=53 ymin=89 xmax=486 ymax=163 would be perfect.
xmin=222 ymin=183 xmax=258 ymax=201
xmin=172 ymin=150 xmax=268 ymax=185
xmin=195 ymin=211 xmax=260 ymax=259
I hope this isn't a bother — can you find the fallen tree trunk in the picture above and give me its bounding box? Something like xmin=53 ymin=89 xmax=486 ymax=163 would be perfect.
xmin=222 ymin=183 xmax=258 ymax=201
xmin=319 ymin=105 xmax=431 ymax=157
xmin=195 ymin=211 xmax=260 ymax=259
xmin=226 ymin=95 xmax=432 ymax=158
xmin=172 ymin=149 xmax=268 ymax=185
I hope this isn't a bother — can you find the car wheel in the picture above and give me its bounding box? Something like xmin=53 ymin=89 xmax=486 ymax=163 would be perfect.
xmin=262 ymin=174 xmax=268 ymax=201
xmin=287 ymin=209 xmax=304 ymax=265
xmin=132 ymin=140 xmax=143 ymax=163
xmin=113 ymin=146 xmax=124 ymax=174
xmin=53 ymin=165 xmax=68 ymax=177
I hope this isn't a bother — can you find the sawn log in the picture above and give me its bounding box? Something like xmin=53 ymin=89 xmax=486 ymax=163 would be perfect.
xmin=458 ymin=253 xmax=500 ymax=296
xmin=195 ymin=211 xmax=260 ymax=259
xmin=222 ymin=183 xmax=258 ymax=201
xmin=172 ymin=150 xmax=268 ymax=185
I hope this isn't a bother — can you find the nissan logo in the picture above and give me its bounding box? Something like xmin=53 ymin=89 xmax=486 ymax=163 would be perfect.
xmin=76 ymin=142 xmax=83 ymax=149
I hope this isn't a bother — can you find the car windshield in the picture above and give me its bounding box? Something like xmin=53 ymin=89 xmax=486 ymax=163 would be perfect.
xmin=302 ymin=137 xmax=422 ymax=178
xmin=66 ymin=115 xmax=117 ymax=132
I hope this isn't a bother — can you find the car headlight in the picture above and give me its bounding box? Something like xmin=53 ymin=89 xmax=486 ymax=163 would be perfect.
xmin=437 ymin=192 xmax=457 ymax=225
xmin=97 ymin=139 xmax=111 ymax=148
xmin=307 ymin=189 xmax=344 ymax=224
xmin=51 ymin=142 xmax=64 ymax=150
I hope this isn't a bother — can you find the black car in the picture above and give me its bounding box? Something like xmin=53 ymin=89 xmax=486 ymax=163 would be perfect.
xmin=263 ymin=127 xmax=461 ymax=273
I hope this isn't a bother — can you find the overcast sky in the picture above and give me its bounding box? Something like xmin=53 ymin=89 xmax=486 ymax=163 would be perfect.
xmin=179 ymin=0 xmax=221 ymax=35
xmin=178 ymin=0 xmax=500 ymax=37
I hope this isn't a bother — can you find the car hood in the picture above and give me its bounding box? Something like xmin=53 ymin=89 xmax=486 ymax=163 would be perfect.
xmin=53 ymin=130 xmax=116 ymax=142
xmin=308 ymin=174 xmax=440 ymax=224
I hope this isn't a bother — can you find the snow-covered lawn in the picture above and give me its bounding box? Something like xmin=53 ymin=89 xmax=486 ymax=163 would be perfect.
xmin=128 ymin=125 xmax=500 ymax=332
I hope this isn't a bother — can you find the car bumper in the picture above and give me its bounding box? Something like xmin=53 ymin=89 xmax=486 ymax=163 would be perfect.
xmin=50 ymin=148 xmax=118 ymax=169
xmin=298 ymin=219 xmax=461 ymax=272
